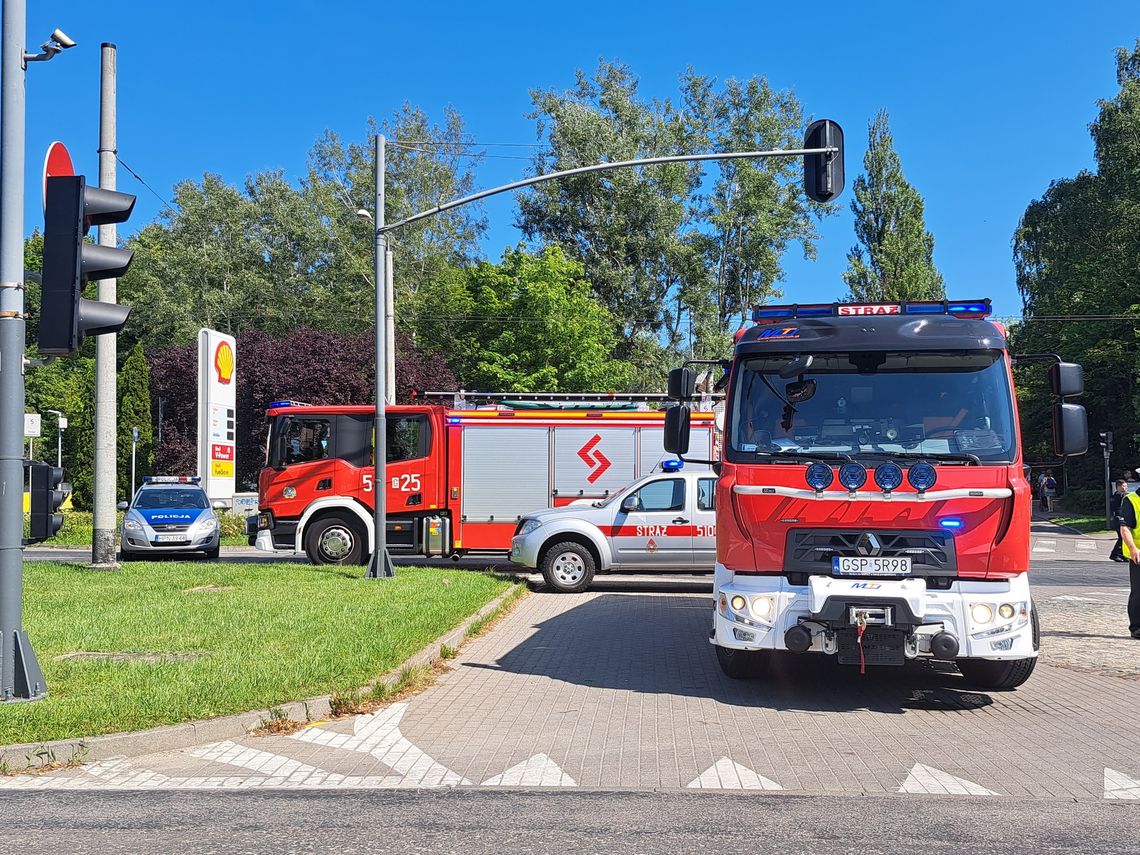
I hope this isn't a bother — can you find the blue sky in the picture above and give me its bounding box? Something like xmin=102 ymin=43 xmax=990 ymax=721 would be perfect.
xmin=21 ymin=1 xmax=1138 ymax=320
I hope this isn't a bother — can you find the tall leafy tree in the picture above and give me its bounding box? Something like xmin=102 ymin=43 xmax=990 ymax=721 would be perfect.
xmin=843 ymin=110 xmax=944 ymax=301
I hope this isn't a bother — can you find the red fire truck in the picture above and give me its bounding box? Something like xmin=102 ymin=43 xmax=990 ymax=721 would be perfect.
xmin=664 ymin=299 xmax=1088 ymax=690
xmin=251 ymin=394 xmax=717 ymax=565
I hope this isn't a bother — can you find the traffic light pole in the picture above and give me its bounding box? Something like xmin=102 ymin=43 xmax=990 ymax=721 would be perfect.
xmin=0 ymin=0 xmax=46 ymax=700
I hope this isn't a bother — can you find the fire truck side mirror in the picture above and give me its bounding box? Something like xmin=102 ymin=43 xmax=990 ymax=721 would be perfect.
xmin=1053 ymin=403 xmax=1088 ymax=457
xmin=667 ymin=367 xmax=696 ymax=401
xmin=664 ymin=405 xmax=691 ymax=455
xmin=1049 ymin=362 xmax=1084 ymax=398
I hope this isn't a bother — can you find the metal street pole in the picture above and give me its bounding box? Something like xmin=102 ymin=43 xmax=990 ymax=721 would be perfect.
xmin=45 ymin=410 xmax=63 ymax=468
xmin=364 ymin=134 xmax=394 ymax=579
xmin=0 ymin=0 xmax=46 ymax=700
xmin=131 ymin=426 xmax=138 ymax=499
xmin=91 ymin=42 xmax=118 ymax=567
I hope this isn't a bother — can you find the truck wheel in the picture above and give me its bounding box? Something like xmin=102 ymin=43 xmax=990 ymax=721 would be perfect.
xmin=715 ymin=645 xmax=770 ymax=679
xmin=305 ymin=515 xmax=365 ymax=565
xmin=956 ymin=657 xmax=1036 ymax=690
xmin=540 ymin=542 xmax=596 ymax=593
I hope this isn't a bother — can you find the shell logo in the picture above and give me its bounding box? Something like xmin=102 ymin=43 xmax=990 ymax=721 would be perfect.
xmin=214 ymin=341 xmax=234 ymax=385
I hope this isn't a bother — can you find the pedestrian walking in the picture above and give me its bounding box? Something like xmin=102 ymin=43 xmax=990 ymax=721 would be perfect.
xmin=1042 ymin=470 xmax=1057 ymax=513
xmin=1110 ymin=479 xmax=1128 ymax=562
xmin=1115 ymin=485 xmax=1140 ymax=639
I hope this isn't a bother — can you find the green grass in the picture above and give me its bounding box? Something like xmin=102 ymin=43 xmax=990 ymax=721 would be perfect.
xmin=1049 ymin=515 xmax=1111 ymax=533
xmin=25 ymin=510 xmax=248 ymax=547
xmin=1 ymin=561 xmax=515 ymax=746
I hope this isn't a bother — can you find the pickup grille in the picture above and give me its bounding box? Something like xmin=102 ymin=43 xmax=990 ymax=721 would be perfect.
xmin=785 ymin=529 xmax=956 ymax=576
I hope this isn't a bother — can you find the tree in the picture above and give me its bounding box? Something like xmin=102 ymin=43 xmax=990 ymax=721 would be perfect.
xmin=118 ymin=343 xmax=153 ymax=499
xmin=843 ymin=110 xmax=944 ymax=302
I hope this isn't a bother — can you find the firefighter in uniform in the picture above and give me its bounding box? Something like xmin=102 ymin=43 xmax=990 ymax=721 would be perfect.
xmin=1116 ymin=485 xmax=1140 ymax=638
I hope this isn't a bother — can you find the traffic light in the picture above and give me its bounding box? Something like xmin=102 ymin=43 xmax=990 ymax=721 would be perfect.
xmin=1099 ymin=431 xmax=1114 ymax=452
xmin=28 ymin=462 xmax=68 ymax=543
xmin=803 ymin=119 xmax=845 ymax=203
xmin=38 ymin=175 xmax=135 ymax=355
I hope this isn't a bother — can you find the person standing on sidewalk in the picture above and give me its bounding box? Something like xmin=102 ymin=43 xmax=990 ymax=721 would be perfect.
xmin=1110 ymin=479 xmax=1128 ymax=562
xmin=1042 ymin=471 xmax=1057 ymax=513
xmin=1115 ymin=486 xmax=1140 ymax=638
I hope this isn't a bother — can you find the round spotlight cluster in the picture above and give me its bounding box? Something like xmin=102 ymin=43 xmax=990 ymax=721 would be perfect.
xmin=838 ymin=462 xmax=867 ymax=491
xmin=907 ymin=462 xmax=938 ymax=492
xmin=805 ymin=462 xmax=834 ymax=491
xmin=874 ymin=462 xmax=904 ymax=491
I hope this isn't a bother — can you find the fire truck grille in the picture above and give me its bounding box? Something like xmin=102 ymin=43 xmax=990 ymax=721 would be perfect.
xmin=785 ymin=529 xmax=955 ymax=576
xmin=150 ymin=524 xmax=191 ymax=533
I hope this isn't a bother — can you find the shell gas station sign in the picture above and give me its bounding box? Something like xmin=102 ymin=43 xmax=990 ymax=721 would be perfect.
xmin=197 ymin=328 xmax=237 ymax=502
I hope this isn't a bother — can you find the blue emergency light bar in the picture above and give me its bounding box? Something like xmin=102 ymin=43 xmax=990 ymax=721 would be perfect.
xmin=267 ymin=400 xmax=311 ymax=409
xmin=751 ymin=299 xmax=992 ymax=322
xmin=143 ymin=476 xmax=201 ymax=484
xmin=662 ymin=460 xmax=684 ymax=472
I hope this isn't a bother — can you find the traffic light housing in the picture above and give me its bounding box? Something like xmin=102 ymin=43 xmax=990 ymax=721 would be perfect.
xmin=1099 ymin=430 xmax=1114 ymax=452
xmin=38 ymin=175 xmax=135 ymax=355
xmin=803 ymin=119 xmax=845 ymax=203
xmin=28 ymin=462 xmax=68 ymax=543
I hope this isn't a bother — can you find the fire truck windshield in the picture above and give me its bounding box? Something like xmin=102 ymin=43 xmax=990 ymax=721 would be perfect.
xmin=728 ymin=350 xmax=1017 ymax=463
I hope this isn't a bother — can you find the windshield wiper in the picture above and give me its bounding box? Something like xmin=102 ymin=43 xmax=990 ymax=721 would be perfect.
xmin=860 ymin=450 xmax=982 ymax=466
xmin=756 ymin=450 xmax=854 ymax=462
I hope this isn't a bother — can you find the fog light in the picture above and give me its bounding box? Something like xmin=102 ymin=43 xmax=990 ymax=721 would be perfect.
xmin=805 ymin=462 xmax=834 ymax=492
xmin=998 ymin=603 xmax=1015 ymax=619
xmin=990 ymin=638 xmax=1014 ymax=651
xmin=874 ymin=462 xmax=904 ymax=492
xmin=751 ymin=596 xmax=774 ymax=619
xmin=838 ymin=462 xmax=867 ymax=491
xmin=730 ymin=595 xmax=747 ymax=612
xmin=970 ymin=603 xmax=994 ymax=625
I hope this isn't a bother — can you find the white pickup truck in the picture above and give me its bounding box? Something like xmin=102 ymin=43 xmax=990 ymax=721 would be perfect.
xmin=509 ymin=468 xmax=717 ymax=592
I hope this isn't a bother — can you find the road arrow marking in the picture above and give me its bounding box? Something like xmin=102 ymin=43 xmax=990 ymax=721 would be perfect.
xmin=481 ymin=754 xmax=576 ymax=787
xmin=687 ymin=757 xmax=783 ymax=790
xmin=1104 ymin=768 xmax=1140 ymax=799
xmin=898 ymin=763 xmax=997 ymax=796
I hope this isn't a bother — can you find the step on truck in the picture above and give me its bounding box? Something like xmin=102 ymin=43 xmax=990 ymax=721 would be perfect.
xmin=251 ymin=393 xmax=717 ymax=565
xmin=663 ymin=299 xmax=1088 ymax=690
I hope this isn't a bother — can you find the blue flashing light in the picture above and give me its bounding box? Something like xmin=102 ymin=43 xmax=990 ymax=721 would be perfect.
xmin=874 ymin=462 xmax=904 ymax=491
xmin=946 ymin=302 xmax=991 ymax=316
xmin=662 ymin=459 xmax=684 ymax=472
xmin=749 ymin=298 xmax=992 ymax=322
xmin=939 ymin=518 xmax=964 ymax=530
xmin=752 ymin=306 xmax=795 ymax=321
xmin=804 ymin=462 xmax=834 ymax=491
xmin=904 ymin=303 xmax=943 ymax=315
xmin=268 ymin=400 xmax=294 ymax=409
xmin=907 ymin=462 xmax=938 ymax=492
xmin=838 ymin=462 xmax=867 ymax=491
xmin=447 ymin=417 xmax=462 ymax=424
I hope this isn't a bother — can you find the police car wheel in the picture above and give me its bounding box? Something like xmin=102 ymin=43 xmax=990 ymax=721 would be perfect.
xmin=306 ymin=516 xmax=365 ymax=565
xmin=118 ymin=550 xmax=136 ymax=563
xmin=715 ymin=645 xmax=770 ymax=679
xmin=540 ymin=542 xmax=596 ymax=593
xmin=956 ymin=656 xmax=1036 ymax=690
xmin=203 ymin=547 xmax=220 ymax=561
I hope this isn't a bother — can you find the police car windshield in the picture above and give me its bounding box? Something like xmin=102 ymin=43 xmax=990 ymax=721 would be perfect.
xmin=133 ymin=488 xmax=209 ymax=510
xmin=728 ymin=350 xmax=1016 ymax=463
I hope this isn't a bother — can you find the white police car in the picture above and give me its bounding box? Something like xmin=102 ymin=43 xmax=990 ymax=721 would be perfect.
xmin=118 ymin=476 xmax=222 ymax=561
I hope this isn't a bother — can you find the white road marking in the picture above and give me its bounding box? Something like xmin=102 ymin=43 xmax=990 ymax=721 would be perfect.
xmin=1032 ymin=541 xmax=1056 ymax=553
xmin=480 ymin=754 xmax=576 ymax=787
xmin=1104 ymin=768 xmax=1140 ymax=800
xmin=1074 ymin=541 xmax=1098 ymax=551
xmin=898 ymin=763 xmax=997 ymax=796
xmin=687 ymin=757 xmax=783 ymax=790
xmin=1050 ymin=595 xmax=1101 ymax=602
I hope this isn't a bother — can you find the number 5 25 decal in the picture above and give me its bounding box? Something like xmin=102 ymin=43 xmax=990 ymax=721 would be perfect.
xmin=362 ymin=473 xmax=421 ymax=493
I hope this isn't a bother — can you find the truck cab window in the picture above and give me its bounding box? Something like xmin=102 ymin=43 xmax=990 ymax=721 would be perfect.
xmin=387 ymin=416 xmax=429 ymax=463
xmin=283 ymin=418 xmax=332 ymax=465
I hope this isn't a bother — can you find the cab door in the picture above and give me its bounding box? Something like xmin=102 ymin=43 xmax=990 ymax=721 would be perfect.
xmin=693 ymin=476 xmax=717 ymax=567
xmin=609 ymin=477 xmax=694 ymax=567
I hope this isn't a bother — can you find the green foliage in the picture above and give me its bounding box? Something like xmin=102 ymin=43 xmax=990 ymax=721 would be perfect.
xmin=843 ymin=110 xmax=944 ymax=301
xmin=1012 ymin=40 xmax=1140 ymax=490
xmin=117 ymin=343 xmax=153 ymax=500
xmin=417 ymin=246 xmax=633 ymax=392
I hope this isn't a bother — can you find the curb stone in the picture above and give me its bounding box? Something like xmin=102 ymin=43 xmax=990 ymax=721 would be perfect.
xmin=0 ymin=583 xmax=525 ymax=772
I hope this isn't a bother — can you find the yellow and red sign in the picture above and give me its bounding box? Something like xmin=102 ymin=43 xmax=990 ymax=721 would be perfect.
xmin=214 ymin=340 xmax=234 ymax=384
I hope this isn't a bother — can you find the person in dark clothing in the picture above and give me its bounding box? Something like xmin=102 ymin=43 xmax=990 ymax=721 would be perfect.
xmin=1115 ymin=487 xmax=1140 ymax=638
xmin=1110 ymin=479 xmax=1129 ymax=562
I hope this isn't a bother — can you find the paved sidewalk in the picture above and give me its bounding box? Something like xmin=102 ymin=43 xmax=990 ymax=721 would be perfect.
xmin=3 ymin=582 xmax=1139 ymax=802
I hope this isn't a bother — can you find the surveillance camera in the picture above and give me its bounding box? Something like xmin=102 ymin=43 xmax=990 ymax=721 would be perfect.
xmin=50 ymin=29 xmax=76 ymax=49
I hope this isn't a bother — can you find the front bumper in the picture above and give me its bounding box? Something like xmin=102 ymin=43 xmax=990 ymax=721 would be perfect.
xmin=712 ymin=564 xmax=1037 ymax=662
xmin=121 ymin=527 xmax=219 ymax=554
xmin=509 ymin=532 xmax=542 ymax=568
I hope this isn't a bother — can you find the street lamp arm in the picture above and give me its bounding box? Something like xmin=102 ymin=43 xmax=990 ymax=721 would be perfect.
xmin=379 ymin=146 xmax=838 ymax=234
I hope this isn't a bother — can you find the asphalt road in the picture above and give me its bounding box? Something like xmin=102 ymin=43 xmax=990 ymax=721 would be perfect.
xmin=3 ymin=789 xmax=1137 ymax=855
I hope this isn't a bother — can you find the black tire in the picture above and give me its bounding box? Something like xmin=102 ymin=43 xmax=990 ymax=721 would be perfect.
xmin=203 ymin=547 xmax=220 ymax=561
xmin=304 ymin=515 xmax=366 ymax=565
xmin=715 ymin=645 xmax=770 ymax=679
xmin=540 ymin=541 xmax=596 ymax=593
xmin=118 ymin=550 xmax=136 ymax=563
xmin=957 ymin=656 xmax=1036 ymax=690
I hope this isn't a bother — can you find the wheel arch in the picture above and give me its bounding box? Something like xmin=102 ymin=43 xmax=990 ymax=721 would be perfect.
xmin=538 ymin=529 xmax=607 ymax=572
xmin=295 ymin=498 xmax=374 ymax=554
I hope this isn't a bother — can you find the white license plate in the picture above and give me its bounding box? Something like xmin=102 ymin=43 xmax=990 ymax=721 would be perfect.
xmin=155 ymin=534 xmax=187 ymax=543
xmin=832 ymin=556 xmax=912 ymax=576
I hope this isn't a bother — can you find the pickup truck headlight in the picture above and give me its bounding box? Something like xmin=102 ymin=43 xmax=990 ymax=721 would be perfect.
xmin=516 ymin=518 xmax=542 ymax=537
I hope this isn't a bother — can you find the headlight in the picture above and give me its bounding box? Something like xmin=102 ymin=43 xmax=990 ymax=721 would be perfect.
xmin=194 ymin=517 xmax=218 ymax=535
xmin=730 ymin=595 xmax=747 ymax=612
xmin=123 ymin=518 xmax=143 ymax=532
xmin=998 ymin=603 xmax=1016 ymax=620
xmin=970 ymin=603 xmax=994 ymax=625
xmin=516 ymin=518 xmax=542 ymax=537
xmin=751 ymin=596 xmax=775 ymax=619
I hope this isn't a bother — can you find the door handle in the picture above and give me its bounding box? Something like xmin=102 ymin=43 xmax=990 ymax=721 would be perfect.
xmin=673 ymin=516 xmax=689 ymax=524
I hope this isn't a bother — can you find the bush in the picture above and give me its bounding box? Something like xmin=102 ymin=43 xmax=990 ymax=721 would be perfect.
xmin=1061 ymin=488 xmax=1106 ymax=515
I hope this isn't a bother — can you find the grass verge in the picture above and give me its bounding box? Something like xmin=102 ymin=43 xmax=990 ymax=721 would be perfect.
xmin=1 ymin=561 xmax=514 ymax=745
xmin=1049 ymin=515 xmax=1111 ymax=534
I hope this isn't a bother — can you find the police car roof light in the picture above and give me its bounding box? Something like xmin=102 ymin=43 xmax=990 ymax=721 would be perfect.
xmin=662 ymin=459 xmax=684 ymax=471
xmin=751 ymin=299 xmax=991 ymax=323
xmin=143 ymin=476 xmax=201 ymax=484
